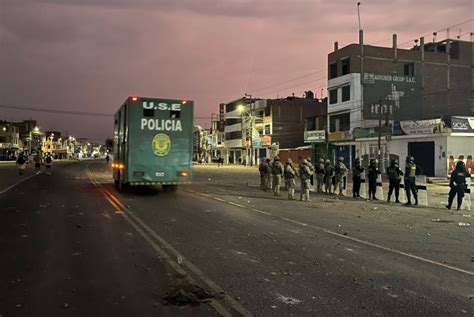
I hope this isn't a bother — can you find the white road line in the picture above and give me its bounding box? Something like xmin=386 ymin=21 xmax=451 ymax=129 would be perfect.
xmin=185 ymin=188 xmax=474 ymax=277
xmin=0 ymin=173 xmax=37 ymax=194
xmin=86 ymin=165 xmax=252 ymax=317
xmin=251 ymin=208 xmax=272 ymax=216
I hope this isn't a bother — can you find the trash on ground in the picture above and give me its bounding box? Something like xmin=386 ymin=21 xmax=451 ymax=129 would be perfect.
xmin=162 ymin=284 xmax=214 ymax=306
xmin=177 ymin=256 xmax=183 ymax=264
xmin=462 ymin=214 xmax=471 ymax=217
xmin=458 ymin=222 xmax=471 ymax=227
xmin=276 ymin=294 xmax=302 ymax=305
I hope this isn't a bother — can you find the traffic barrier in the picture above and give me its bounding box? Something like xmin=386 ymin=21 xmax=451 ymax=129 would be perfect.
xmin=375 ymin=174 xmax=384 ymax=200
xmin=416 ymin=176 xmax=429 ymax=206
xmin=454 ymin=178 xmax=471 ymax=211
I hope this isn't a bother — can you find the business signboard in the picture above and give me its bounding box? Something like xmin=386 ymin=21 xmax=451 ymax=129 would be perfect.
xmin=392 ymin=119 xmax=444 ymax=135
xmin=304 ymin=130 xmax=326 ymax=143
xmin=452 ymin=116 xmax=474 ymax=133
xmin=363 ymin=73 xmax=422 ymax=121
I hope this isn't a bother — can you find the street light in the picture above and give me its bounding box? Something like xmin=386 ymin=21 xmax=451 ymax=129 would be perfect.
xmin=29 ymin=127 xmax=40 ymax=154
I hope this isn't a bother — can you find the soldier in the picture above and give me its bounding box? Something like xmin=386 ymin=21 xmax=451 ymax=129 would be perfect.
xmin=386 ymin=159 xmax=404 ymax=203
xmin=284 ymin=159 xmax=297 ymax=200
xmin=299 ymin=159 xmax=312 ymax=201
xmin=404 ymin=156 xmax=418 ymax=206
xmin=315 ymin=158 xmax=325 ymax=193
xmin=263 ymin=158 xmax=272 ymax=192
xmin=324 ymin=159 xmax=334 ymax=194
xmin=272 ymin=156 xmax=284 ymax=196
xmin=446 ymin=161 xmax=471 ymax=210
xmin=352 ymin=158 xmax=364 ymax=198
xmin=334 ymin=157 xmax=348 ymax=195
xmin=367 ymin=159 xmax=380 ymax=200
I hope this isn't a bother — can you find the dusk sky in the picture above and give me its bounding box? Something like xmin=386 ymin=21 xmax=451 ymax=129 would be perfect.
xmin=0 ymin=0 xmax=472 ymax=141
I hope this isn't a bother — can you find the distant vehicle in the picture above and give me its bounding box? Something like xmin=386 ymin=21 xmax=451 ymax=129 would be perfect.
xmin=112 ymin=96 xmax=193 ymax=191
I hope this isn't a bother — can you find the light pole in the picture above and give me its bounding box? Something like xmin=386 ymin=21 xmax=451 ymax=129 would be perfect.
xmin=28 ymin=126 xmax=40 ymax=154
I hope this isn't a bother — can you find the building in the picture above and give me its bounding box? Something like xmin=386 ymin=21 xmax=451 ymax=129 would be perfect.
xmin=327 ymin=31 xmax=473 ymax=172
xmin=10 ymin=120 xmax=43 ymax=154
xmin=0 ymin=121 xmax=20 ymax=160
xmin=221 ymin=96 xmax=327 ymax=165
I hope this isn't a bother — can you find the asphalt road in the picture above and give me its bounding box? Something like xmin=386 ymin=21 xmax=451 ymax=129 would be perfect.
xmin=0 ymin=161 xmax=473 ymax=316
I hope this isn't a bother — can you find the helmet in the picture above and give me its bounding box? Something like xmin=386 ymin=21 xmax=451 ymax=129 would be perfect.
xmin=274 ymin=156 xmax=280 ymax=161
xmin=319 ymin=158 xmax=324 ymax=163
xmin=338 ymin=157 xmax=344 ymax=162
xmin=407 ymin=156 xmax=414 ymax=163
xmin=301 ymin=159 xmax=308 ymax=165
xmin=390 ymin=159 xmax=398 ymax=165
xmin=325 ymin=159 xmax=331 ymax=164
xmin=287 ymin=158 xmax=293 ymax=164
xmin=456 ymin=161 xmax=465 ymax=170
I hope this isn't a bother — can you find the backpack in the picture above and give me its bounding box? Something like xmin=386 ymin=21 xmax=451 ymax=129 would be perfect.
xmin=284 ymin=165 xmax=295 ymax=179
xmin=273 ymin=161 xmax=283 ymax=175
xmin=17 ymin=156 xmax=26 ymax=164
xmin=46 ymin=156 xmax=52 ymax=164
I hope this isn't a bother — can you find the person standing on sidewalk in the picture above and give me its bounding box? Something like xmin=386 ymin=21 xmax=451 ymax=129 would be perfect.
xmin=386 ymin=159 xmax=403 ymax=203
xmin=334 ymin=157 xmax=348 ymax=196
xmin=16 ymin=152 xmax=27 ymax=175
xmin=352 ymin=158 xmax=364 ymax=198
xmin=258 ymin=158 xmax=266 ymax=190
xmin=367 ymin=159 xmax=380 ymax=200
xmin=263 ymin=158 xmax=272 ymax=192
xmin=284 ymin=159 xmax=297 ymax=200
xmin=299 ymin=159 xmax=312 ymax=202
xmin=271 ymin=156 xmax=284 ymax=196
xmin=324 ymin=159 xmax=334 ymax=194
xmin=404 ymin=156 xmax=418 ymax=206
xmin=446 ymin=161 xmax=471 ymax=210
xmin=315 ymin=158 xmax=325 ymax=193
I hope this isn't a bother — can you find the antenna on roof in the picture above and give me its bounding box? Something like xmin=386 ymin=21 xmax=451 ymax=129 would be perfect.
xmin=357 ymin=2 xmax=362 ymax=32
xmin=432 ymin=32 xmax=437 ymax=43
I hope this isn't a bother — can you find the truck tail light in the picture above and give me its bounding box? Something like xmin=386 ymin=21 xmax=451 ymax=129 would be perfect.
xmin=131 ymin=96 xmax=139 ymax=101
xmin=178 ymin=171 xmax=189 ymax=177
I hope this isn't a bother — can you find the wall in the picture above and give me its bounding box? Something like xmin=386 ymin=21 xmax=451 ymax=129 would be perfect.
xmin=278 ymin=148 xmax=311 ymax=167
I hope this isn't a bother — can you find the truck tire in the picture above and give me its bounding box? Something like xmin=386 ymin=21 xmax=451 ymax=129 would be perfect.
xmin=163 ymin=185 xmax=177 ymax=192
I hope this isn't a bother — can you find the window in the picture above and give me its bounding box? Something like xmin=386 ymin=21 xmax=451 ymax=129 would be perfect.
xmin=341 ymin=85 xmax=350 ymax=102
xmin=264 ymin=124 xmax=271 ymax=135
xmin=306 ymin=117 xmax=316 ymax=131
xmin=225 ymin=131 xmax=242 ymax=140
xmin=450 ymin=41 xmax=459 ymax=59
xmin=404 ymin=63 xmax=415 ymax=76
xmin=225 ymin=118 xmax=240 ymax=126
xmin=329 ymin=113 xmax=350 ymax=132
xmin=329 ymin=63 xmax=338 ymax=79
xmin=341 ymin=58 xmax=350 ymax=75
xmin=264 ymin=105 xmax=271 ymax=117
xmin=329 ymin=89 xmax=338 ymax=104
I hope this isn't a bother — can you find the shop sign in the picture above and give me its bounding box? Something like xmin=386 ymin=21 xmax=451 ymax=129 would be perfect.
xmin=328 ymin=131 xmax=352 ymax=142
xmin=304 ymin=130 xmax=326 ymax=143
xmin=262 ymin=135 xmax=272 ymax=146
xmin=393 ymin=119 xmax=444 ymax=135
xmin=452 ymin=117 xmax=474 ymax=133
xmin=252 ymin=138 xmax=262 ymax=148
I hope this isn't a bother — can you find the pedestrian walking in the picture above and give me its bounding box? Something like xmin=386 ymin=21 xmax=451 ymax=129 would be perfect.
xmin=324 ymin=159 xmax=334 ymax=194
xmin=263 ymin=158 xmax=272 ymax=192
xmin=258 ymin=158 xmax=266 ymax=190
xmin=352 ymin=158 xmax=364 ymax=198
xmin=272 ymin=156 xmax=284 ymax=196
xmin=386 ymin=159 xmax=403 ymax=203
xmin=299 ymin=159 xmax=313 ymax=201
xmin=367 ymin=159 xmax=380 ymax=200
xmin=16 ymin=152 xmax=27 ymax=175
xmin=284 ymin=159 xmax=297 ymax=200
xmin=334 ymin=157 xmax=348 ymax=196
xmin=446 ymin=161 xmax=471 ymax=210
xmin=45 ymin=153 xmax=53 ymax=175
xmin=404 ymin=156 xmax=418 ymax=206
xmin=33 ymin=152 xmax=42 ymax=174
xmin=315 ymin=158 xmax=325 ymax=193
xmin=106 ymin=153 xmax=110 ymax=164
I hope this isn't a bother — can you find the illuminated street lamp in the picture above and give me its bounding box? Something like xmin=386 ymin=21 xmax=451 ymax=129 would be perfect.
xmin=29 ymin=126 xmax=40 ymax=154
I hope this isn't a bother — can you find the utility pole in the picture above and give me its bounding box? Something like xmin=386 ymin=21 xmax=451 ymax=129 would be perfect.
xmin=377 ymin=97 xmax=382 ymax=170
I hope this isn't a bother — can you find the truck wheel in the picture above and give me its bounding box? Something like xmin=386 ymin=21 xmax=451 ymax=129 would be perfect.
xmin=163 ymin=185 xmax=177 ymax=192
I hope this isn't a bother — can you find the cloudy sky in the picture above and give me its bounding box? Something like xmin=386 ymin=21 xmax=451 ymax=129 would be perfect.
xmin=0 ymin=0 xmax=472 ymax=141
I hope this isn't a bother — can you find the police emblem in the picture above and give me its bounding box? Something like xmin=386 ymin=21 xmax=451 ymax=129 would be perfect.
xmin=152 ymin=133 xmax=171 ymax=156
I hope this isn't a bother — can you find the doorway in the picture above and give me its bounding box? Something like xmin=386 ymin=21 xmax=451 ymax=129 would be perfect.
xmin=408 ymin=141 xmax=435 ymax=176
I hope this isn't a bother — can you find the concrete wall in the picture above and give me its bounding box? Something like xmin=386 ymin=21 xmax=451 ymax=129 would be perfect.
xmin=327 ymin=73 xmax=362 ymax=132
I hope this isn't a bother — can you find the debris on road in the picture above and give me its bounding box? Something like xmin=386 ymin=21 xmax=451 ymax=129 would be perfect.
xmin=462 ymin=214 xmax=471 ymax=217
xmin=72 ymin=252 xmax=82 ymax=256
xmin=63 ymin=302 xmax=69 ymax=308
xmin=76 ymin=224 xmax=83 ymax=229
xmin=162 ymin=284 xmax=215 ymax=306
xmin=16 ymin=304 xmax=23 ymax=308
xmin=276 ymin=294 xmax=302 ymax=305
xmin=458 ymin=222 xmax=471 ymax=227
xmin=177 ymin=256 xmax=183 ymax=265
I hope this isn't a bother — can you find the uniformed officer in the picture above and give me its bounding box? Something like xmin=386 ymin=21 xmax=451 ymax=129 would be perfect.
xmin=334 ymin=157 xmax=348 ymax=195
xmin=306 ymin=157 xmax=315 ymax=187
xmin=263 ymin=158 xmax=272 ymax=192
xmin=446 ymin=161 xmax=471 ymax=210
xmin=367 ymin=159 xmax=380 ymax=200
xmin=386 ymin=159 xmax=404 ymax=203
xmin=315 ymin=158 xmax=325 ymax=193
xmin=404 ymin=156 xmax=418 ymax=206
xmin=299 ymin=159 xmax=312 ymax=201
xmin=272 ymin=156 xmax=284 ymax=196
xmin=258 ymin=158 xmax=266 ymax=190
xmin=284 ymin=159 xmax=297 ymax=200
xmin=352 ymin=158 xmax=364 ymax=198
xmin=324 ymin=159 xmax=334 ymax=194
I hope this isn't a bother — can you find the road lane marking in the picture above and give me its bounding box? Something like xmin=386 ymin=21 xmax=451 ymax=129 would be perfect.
xmin=183 ymin=187 xmax=474 ymax=277
xmin=86 ymin=165 xmax=251 ymax=317
xmin=251 ymin=208 xmax=272 ymax=216
xmin=0 ymin=173 xmax=37 ymax=194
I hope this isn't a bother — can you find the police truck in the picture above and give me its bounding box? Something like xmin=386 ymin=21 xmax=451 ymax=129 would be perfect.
xmin=112 ymin=96 xmax=193 ymax=191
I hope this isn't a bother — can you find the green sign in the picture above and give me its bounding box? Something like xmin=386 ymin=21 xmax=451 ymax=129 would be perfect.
xmin=363 ymin=73 xmax=422 ymax=121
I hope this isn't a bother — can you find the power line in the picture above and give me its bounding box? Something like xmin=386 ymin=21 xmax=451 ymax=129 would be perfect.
xmin=257 ymin=75 xmax=327 ymax=98
xmin=246 ymin=69 xmax=327 ymax=94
